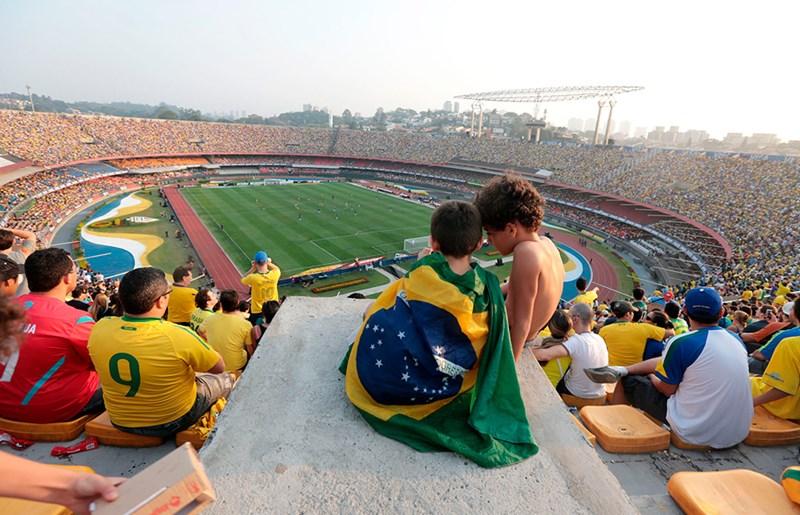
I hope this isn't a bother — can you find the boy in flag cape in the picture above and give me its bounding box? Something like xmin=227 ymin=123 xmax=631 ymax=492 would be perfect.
xmin=341 ymin=201 xmax=537 ymax=468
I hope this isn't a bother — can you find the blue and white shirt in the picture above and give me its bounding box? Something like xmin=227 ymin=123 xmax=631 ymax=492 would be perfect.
xmin=655 ymin=326 xmax=752 ymax=448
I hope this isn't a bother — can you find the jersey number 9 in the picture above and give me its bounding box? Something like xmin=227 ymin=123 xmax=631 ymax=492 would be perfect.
xmin=109 ymin=353 xmax=141 ymax=397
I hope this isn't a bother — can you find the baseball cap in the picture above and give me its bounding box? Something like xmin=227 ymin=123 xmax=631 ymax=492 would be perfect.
xmin=683 ymin=287 xmax=723 ymax=320
xmin=783 ymin=301 xmax=796 ymax=316
xmin=611 ymin=300 xmax=638 ymax=318
xmin=0 ymin=254 xmax=23 ymax=281
xmin=254 ymin=251 xmax=269 ymax=264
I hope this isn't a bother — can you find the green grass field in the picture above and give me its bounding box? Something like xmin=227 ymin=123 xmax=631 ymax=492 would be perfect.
xmin=182 ymin=182 xmax=434 ymax=276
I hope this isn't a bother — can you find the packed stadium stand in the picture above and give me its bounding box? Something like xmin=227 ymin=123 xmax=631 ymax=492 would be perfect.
xmin=0 ymin=109 xmax=798 ymax=295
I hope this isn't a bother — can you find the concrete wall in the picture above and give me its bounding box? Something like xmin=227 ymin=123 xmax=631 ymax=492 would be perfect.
xmin=202 ymin=297 xmax=636 ymax=514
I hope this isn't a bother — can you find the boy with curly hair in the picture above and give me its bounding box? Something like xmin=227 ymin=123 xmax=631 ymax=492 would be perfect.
xmin=474 ymin=174 xmax=565 ymax=359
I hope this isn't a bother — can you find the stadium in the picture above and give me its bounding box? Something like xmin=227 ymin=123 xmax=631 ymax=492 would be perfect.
xmin=2 ymin=108 xmax=800 ymax=513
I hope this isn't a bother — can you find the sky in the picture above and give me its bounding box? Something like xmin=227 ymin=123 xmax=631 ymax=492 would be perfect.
xmin=1 ymin=0 xmax=799 ymax=140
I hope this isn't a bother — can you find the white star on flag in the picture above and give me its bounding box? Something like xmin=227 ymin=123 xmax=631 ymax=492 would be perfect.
xmin=433 ymin=346 xmax=445 ymax=355
xmin=373 ymin=325 xmax=380 ymax=333
xmin=398 ymin=331 xmax=405 ymax=339
xmin=401 ymin=373 xmax=410 ymax=382
xmin=370 ymin=344 xmax=375 ymax=350
xmin=375 ymin=360 xmax=383 ymax=368
xmin=377 ymin=339 xmax=383 ymax=345
xmin=365 ymin=324 xmax=370 ymax=329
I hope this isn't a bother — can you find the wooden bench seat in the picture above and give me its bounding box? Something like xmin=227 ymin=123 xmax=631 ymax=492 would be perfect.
xmin=0 ymin=414 xmax=94 ymax=442
xmin=84 ymin=411 xmax=164 ymax=447
xmin=668 ymin=469 xmax=800 ymax=515
xmin=561 ymin=393 xmax=606 ymax=408
xmin=670 ymin=431 xmax=712 ymax=451
xmin=579 ymin=405 xmax=670 ymax=453
xmin=745 ymin=406 xmax=800 ymax=447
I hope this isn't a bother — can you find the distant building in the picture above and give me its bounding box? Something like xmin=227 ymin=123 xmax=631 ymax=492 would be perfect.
xmin=723 ymin=132 xmax=745 ymax=148
xmin=583 ymin=118 xmax=595 ymax=132
xmin=749 ymin=133 xmax=779 ymax=148
xmin=634 ymin=126 xmax=648 ymax=138
xmin=647 ymin=126 xmax=665 ymax=142
xmin=567 ymin=118 xmax=583 ymax=132
xmin=453 ymin=101 xmax=460 ymax=113
xmin=443 ymin=101 xmax=452 ymax=112
xmin=303 ymin=104 xmax=312 ymax=112
xmin=617 ymin=120 xmax=631 ymax=138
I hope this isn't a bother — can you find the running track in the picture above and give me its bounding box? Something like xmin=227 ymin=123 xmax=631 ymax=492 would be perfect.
xmin=547 ymin=228 xmax=620 ymax=302
xmin=163 ymin=186 xmax=248 ymax=293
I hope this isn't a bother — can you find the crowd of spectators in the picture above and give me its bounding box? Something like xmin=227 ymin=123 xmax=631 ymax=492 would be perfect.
xmin=1 ymin=110 xmax=798 ymax=295
xmin=107 ymin=156 xmax=209 ymax=169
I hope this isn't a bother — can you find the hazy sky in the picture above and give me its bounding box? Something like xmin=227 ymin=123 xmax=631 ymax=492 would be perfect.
xmin=2 ymin=0 xmax=798 ymax=139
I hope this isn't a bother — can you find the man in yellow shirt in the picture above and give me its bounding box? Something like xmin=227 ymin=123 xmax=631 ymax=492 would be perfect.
xmin=752 ymin=301 xmax=800 ymax=420
xmin=241 ymin=251 xmax=280 ymax=325
xmin=198 ymin=290 xmax=254 ymax=372
xmin=167 ymin=265 xmax=197 ymax=326
xmin=572 ymin=277 xmax=598 ymax=307
xmin=89 ymin=267 xmax=232 ymax=437
xmin=599 ymin=301 xmax=674 ymax=366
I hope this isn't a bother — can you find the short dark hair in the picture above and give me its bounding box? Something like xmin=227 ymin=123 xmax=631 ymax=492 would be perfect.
xmin=547 ymin=309 xmax=572 ymax=339
xmin=430 ymin=201 xmax=482 ymax=258
xmin=632 ymin=287 xmax=645 ymax=300
xmin=219 ymin=290 xmax=239 ymax=312
xmin=576 ymin=277 xmax=588 ymax=292
xmin=646 ymin=310 xmax=673 ymax=329
xmin=195 ymin=288 xmax=213 ymax=309
xmin=686 ymin=310 xmax=720 ymax=325
xmin=0 ymin=230 xmax=14 ymax=251
xmin=172 ymin=265 xmax=191 ymax=283
xmin=262 ymin=300 xmax=281 ymax=324
xmin=119 ymin=267 xmax=169 ymax=315
xmin=0 ymin=255 xmax=21 ymax=282
xmin=664 ymin=301 xmax=681 ymax=319
xmin=473 ymin=174 xmax=545 ymax=231
xmin=25 ymin=248 xmax=73 ymax=292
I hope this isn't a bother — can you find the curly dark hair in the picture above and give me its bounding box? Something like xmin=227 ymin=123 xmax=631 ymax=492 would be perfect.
xmin=474 ymin=174 xmax=545 ymax=230
xmin=0 ymin=296 xmax=26 ymax=357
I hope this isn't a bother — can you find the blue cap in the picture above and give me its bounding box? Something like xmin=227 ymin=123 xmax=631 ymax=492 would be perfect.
xmin=683 ymin=287 xmax=722 ymax=320
xmin=254 ymin=251 xmax=268 ymax=264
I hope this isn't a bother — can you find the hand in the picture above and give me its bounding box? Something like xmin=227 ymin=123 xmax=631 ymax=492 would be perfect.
xmin=63 ymin=474 xmax=125 ymax=515
xmin=417 ymin=247 xmax=433 ymax=259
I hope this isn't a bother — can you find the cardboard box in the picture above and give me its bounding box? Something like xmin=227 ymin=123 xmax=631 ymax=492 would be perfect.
xmin=93 ymin=443 xmax=215 ymax=515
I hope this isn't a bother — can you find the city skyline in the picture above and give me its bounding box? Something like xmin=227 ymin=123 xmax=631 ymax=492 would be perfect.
xmin=2 ymin=0 xmax=798 ymax=140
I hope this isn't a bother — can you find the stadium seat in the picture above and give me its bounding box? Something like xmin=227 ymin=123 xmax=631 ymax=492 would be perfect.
xmin=175 ymin=397 xmax=229 ymax=450
xmin=570 ymin=414 xmax=596 ymax=447
xmin=0 ymin=465 xmax=94 ymax=515
xmin=579 ymin=405 xmax=670 ymax=453
xmin=84 ymin=411 xmax=164 ymax=447
xmin=0 ymin=414 xmax=94 ymax=442
xmin=745 ymin=406 xmax=800 ymax=447
xmin=670 ymin=431 xmax=711 ymax=452
xmin=667 ymin=469 xmax=800 ymax=515
xmin=561 ymin=393 xmax=606 ymax=408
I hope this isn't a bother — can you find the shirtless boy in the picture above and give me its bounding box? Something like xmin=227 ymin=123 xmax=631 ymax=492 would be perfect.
xmin=475 ymin=174 xmax=565 ymax=359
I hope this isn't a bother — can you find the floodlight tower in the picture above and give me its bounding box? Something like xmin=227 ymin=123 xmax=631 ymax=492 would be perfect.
xmin=469 ymin=102 xmax=484 ymax=138
xmin=456 ymin=85 xmax=643 ymax=144
xmin=25 ymin=84 xmax=35 ymax=113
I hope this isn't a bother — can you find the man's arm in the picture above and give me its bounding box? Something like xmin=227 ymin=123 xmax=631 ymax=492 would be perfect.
xmin=508 ymin=247 xmax=539 ymax=360
xmin=532 ymin=344 xmax=569 ymax=362
xmin=753 ymin=387 xmax=790 ymax=406
xmin=649 ymin=374 xmax=678 ymax=396
xmin=241 ymin=262 xmax=256 ymax=280
xmin=207 ymin=357 xmax=225 ymax=374
xmin=8 ymin=228 xmax=36 ymax=257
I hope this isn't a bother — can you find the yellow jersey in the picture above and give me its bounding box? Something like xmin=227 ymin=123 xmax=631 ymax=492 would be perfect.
xmin=167 ymin=285 xmax=197 ymax=324
xmin=752 ymin=335 xmax=800 ymax=420
xmin=88 ymin=316 xmax=220 ymax=428
xmin=777 ymin=284 xmax=791 ymax=297
xmin=199 ymin=312 xmax=252 ymax=372
xmin=599 ymin=322 xmax=666 ymax=367
xmin=572 ymin=290 xmax=598 ymax=306
xmin=190 ymin=308 xmax=214 ymax=332
xmin=241 ymin=267 xmax=281 ymax=313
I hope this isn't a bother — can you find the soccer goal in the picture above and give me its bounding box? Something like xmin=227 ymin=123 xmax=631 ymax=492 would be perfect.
xmin=403 ymin=235 xmax=430 ymax=253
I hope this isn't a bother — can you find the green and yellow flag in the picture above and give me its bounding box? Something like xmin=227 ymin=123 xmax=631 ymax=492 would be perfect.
xmin=341 ymin=253 xmax=537 ymax=468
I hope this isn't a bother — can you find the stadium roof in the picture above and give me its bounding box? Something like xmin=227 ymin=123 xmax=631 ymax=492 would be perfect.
xmin=455 ymin=85 xmax=644 ymax=103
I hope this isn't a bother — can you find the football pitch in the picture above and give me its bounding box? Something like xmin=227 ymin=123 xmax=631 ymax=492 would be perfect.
xmin=182 ymin=182 xmax=433 ymax=276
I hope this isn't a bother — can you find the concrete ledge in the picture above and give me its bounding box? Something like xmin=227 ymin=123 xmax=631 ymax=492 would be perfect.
xmin=202 ymin=297 xmax=635 ymax=514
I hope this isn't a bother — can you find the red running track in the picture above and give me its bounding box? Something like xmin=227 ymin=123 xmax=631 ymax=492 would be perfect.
xmin=163 ymin=186 xmax=248 ymax=293
xmin=546 ymin=228 xmax=621 ymax=303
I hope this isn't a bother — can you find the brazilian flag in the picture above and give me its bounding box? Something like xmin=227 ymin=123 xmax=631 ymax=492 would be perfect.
xmin=341 ymin=252 xmax=537 ymax=468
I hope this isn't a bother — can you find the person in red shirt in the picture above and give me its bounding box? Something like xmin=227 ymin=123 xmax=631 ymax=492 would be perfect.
xmin=0 ymin=248 xmax=103 ymax=423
